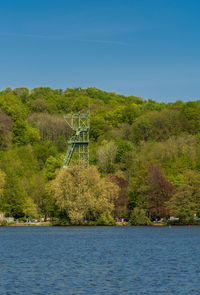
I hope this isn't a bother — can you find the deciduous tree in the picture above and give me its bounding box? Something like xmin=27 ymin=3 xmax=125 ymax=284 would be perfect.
xmin=49 ymin=163 xmax=119 ymax=224
xmin=146 ymin=164 xmax=175 ymax=217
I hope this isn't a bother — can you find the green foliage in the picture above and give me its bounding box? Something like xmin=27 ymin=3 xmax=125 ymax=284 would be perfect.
xmin=90 ymin=117 xmax=108 ymax=141
xmin=96 ymin=212 xmax=116 ymax=226
xmin=180 ymin=102 xmax=200 ymax=134
xmin=167 ymin=170 xmax=200 ymax=222
xmin=130 ymin=207 xmax=151 ymax=225
xmin=128 ymin=167 xmax=149 ymax=210
xmin=1 ymin=86 xmax=200 ymax=224
xmin=49 ymin=163 xmax=119 ymax=224
xmin=33 ymin=141 xmax=58 ymax=168
xmin=115 ymin=139 xmax=133 ymax=163
xmin=0 ymin=92 xmax=30 ymax=145
xmin=24 ymin=126 xmax=40 ymax=144
xmin=97 ymin=141 xmax=117 ymax=173
xmin=1 ymin=167 xmax=27 ymax=218
xmin=0 ymin=110 xmax=13 ymax=149
xmin=0 ymin=146 xmax=48 ymax=218
xmin=0 ymin=169 xmax=5 ymax=197
xmin=45 ymin=156 xmax=62 ymax=180
xmin=0 ymin=220 xmax=8 ymax=226
xmin=29 ymin=87 xmax=59 ymax=113
xmin=55 ymin=136 xmax=68 ymax=153
xmin=166 ymin=184 xmax=196 ymax=223
xmin=132 ymin=118 xmax=152 ymax=143
xmin=52 ymin=219 xmax=70 ymax=226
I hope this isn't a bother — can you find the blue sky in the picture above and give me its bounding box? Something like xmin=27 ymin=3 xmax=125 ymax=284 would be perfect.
xmin=0 ymin=0 xmax=200 ymax=101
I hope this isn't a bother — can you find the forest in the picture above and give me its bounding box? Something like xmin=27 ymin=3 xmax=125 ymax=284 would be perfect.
xmin=0 ymin=86 xmax=200 ymax=225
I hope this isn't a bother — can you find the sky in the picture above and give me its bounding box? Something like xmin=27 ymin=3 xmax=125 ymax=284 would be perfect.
xmin=0 ymin=0 xmax=200 ymax=102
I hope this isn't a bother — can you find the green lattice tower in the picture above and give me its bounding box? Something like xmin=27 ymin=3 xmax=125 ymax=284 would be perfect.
xmin=63 ymin=112 xmax=90 ymax=167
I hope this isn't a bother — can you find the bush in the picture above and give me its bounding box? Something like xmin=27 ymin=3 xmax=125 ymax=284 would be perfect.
xmin=167 ymin=219 xmax=200 ymax=226
xmin=52 ymin=219 xmax=70 ymax=226
xmin=130 ymin=207 xmax=151 ymax=225
xmin=88 ymin=221 xmax=97 ymax=226
xmin=0 ymin=220 xmax=8 ymax=226
xmin=96 ymin=212 xmax=116 ymax=226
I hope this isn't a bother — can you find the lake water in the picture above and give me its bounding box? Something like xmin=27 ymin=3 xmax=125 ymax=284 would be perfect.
xmin=0 ymin=226 xmax=200 ymax=295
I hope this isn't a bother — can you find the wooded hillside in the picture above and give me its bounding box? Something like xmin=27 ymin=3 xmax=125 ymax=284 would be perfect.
xmin=1 ymin=86 xmax=200 ymax=224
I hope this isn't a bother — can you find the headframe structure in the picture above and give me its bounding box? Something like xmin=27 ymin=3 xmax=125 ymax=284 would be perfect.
xmin=63 ymin=112 xmax=90 ymax=167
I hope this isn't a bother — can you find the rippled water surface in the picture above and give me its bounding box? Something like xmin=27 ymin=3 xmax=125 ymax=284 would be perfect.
xmin=0 ymin=226 xmax=200 ymax=294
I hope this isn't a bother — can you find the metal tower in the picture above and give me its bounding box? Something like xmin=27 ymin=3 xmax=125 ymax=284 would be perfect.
xmin=63 ymin=112 xmax=90 ymax=167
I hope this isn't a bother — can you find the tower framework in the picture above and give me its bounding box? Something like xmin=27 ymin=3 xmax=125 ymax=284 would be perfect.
xmin=63 ymin=112 xmax=90 ymax=167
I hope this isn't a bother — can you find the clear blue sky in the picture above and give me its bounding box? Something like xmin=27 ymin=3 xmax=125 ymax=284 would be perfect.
xmin=0 ymin=0 xmax=200 ymax=102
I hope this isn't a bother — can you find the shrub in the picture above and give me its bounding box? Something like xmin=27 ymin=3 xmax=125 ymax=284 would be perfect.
xmin=96 ymin=212 xmax=116 ymax=226
xmin=0 ymin=220 xmax=8 ymax=226
xmin=130 ymin=207 xmax=151 ymax=225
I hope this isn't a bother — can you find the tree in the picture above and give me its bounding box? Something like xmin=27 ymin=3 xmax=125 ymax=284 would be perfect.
xmin=0 ymin=110 xmax=13 ymax=149
xmin=28 ymin=113 xmax=71 ymax=142
xmin=90 ymin=117 xmax=108 ymax=141
xmin=109 ymin=175 xmax=129 ymax=217
xmin=121 ymin=104 xmax=140 ymax=125
xmin=130 ymin=207 xmax=151 ymax=225
xmin=146 ymin=164 xmax=175 ymax=217
xmin=180 ymin=102 xmax=200 ymax=134
xmin=45 ymin=156 xmax=62 ymax=180
xmin=13 ymin=87 xmax=29 ymax=103
xmin=49 ymin=163 xmax=119 ymax=224
xmin=115 ymin=139 xmax=133 ymax=163
xmin=0 ymin=146 xmax=47 ymax=219
xmin=23 ymin=197 xmax=39 ymax=219
xmin=167 ymin=170 xmax=200 ymax=222
xmin=96 ymin=212 xmax=116 ymax=225
xmin=29 ymin=87 xmax=59 ymax=113
xmin=1 ymin=86 xmax=200 ymax=223
xmin=132 ymin=118 xmax=152 ymax=143
xmin=0 ymin=170 xmax=5 ymax=198
xmin=128 ymin=164 xmax=149 ymax=211
xmin=31 ymin=98 xmax=57 ymax=113
xmin=97 ymin=141 xmax=117 ymax=173
xmin=33 ymin=141 xmax=58 ymax=168
xmin=1 ymin=168 xmax=26 ymax=218
xmin=166 ymin=185 xmax=196 ymax=223
xmin=0 ymin=93 xmax=39 ymax=145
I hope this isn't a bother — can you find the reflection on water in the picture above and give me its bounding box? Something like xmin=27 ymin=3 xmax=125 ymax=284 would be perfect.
xmin=0 ymin=226 xmax=200 ymax=294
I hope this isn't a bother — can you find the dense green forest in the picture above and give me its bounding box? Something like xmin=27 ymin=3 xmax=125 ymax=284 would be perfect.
xmin=1 ymin=86 xmax=200 ymax=225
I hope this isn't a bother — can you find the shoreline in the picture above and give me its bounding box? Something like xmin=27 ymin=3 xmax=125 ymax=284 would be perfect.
xmin=1 ymin=222 xmax=195 ymax=227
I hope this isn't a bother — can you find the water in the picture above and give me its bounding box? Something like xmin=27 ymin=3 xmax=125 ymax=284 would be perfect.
xmin=0 ymin=226 xmax=200 ymax=295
